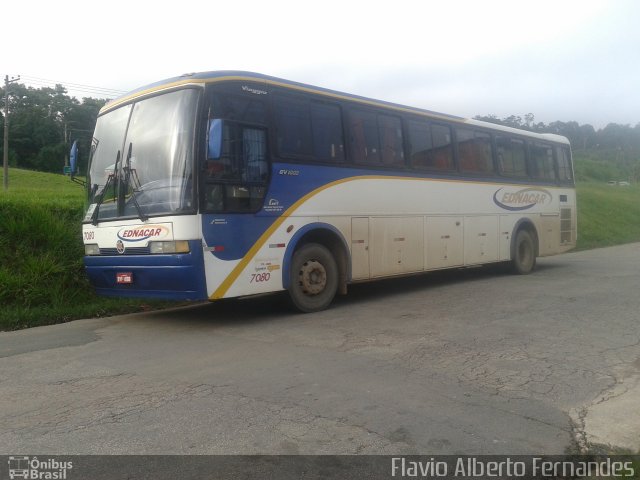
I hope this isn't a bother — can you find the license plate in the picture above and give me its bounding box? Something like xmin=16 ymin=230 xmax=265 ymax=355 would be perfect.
xmin=116 ymin=272 xmax=133 ymax=284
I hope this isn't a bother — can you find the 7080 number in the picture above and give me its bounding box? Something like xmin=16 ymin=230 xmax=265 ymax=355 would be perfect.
xmin=250 ymin=272 xmax=271 ymax=283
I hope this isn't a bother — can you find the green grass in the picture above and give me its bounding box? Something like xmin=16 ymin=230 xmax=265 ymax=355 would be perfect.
xmin=1 ymin=167 xmax=87 ymax=205
xmin=576 ymin=183 xmax=640 ymax=250
xmin=2 ymin=168 xmax=640 ymax=330
xmin=0 ymin=168 xmax=173 ymax=331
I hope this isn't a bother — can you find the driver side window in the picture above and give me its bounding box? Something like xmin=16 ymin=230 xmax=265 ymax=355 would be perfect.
xmin=243 ymin=128 xmax=268 ymax=182
xmin=203 ymin=122 xmax=268 ymax=212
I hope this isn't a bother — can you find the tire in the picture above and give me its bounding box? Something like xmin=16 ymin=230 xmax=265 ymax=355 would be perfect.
xmin=512 ymin=229 xmax=536 ymax=274
xmin=288 ymin=243 xmax=338 ymax=313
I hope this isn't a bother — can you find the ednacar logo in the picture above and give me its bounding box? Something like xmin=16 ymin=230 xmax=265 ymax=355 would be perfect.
xmin=117 ymin=225 xmax=170 ymax=242
xmin=8 ymin=456 xmax=73 ymax=479
xmin=493 ymin=187 xmax=552 ymax=211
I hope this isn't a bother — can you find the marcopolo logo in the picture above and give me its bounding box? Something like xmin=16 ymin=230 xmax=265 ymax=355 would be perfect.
xmin=241 ymin=85 xmax=268 ymax=95
xmin=493 ymin=187 xmax=552 ymax=211
xmin=117 ymin=224 xmax=170 ymax=243
xmin=8 ymin=456 xmax=73 ymax=479
xmin=264 ymin=198 xmax=284 ymax=213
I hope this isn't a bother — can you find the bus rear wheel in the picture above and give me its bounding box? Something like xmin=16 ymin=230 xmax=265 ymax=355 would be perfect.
xmin=289 ymin=243 xmax=338 ymax=313
xmin=512 ymin=229 xmax=536 ymax=274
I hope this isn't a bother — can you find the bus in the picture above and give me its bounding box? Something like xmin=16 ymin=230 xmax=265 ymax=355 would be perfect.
xmin=82 ymin=71 xmax=576 ymax=312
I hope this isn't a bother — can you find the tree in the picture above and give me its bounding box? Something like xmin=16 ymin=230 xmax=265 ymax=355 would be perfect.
xmin=0 ymin=83 xmax=105 ymax=174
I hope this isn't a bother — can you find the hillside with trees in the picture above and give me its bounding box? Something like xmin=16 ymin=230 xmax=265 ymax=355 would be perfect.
xmin=0 ymin=83 xmax=106 ymax=175
xmin=474 ymin=114 xmax=640 ymax=183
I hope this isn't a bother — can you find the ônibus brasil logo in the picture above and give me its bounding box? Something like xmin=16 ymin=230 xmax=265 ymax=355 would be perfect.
xmin=117 ymin=225 xmax=170 ymax=243
xmin=493 ymin=187 xmax=552 ymax=211
xmin=8 ymin=456 xmax=73 ymax=479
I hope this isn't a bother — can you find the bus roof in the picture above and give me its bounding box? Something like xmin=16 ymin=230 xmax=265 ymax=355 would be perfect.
xmin=465 ymin=118 xmax=570 ymax=145
xmin=102 ymin=71 xmax=570 ymax=145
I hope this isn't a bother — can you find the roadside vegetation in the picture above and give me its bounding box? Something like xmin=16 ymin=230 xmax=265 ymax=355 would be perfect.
xmin=576 ymin=182 xmax=640 ymax=250
xmin=0 ymin=169 xmax=171 ymax=331
xmin=2 ymin=164 xmax=640 ymax=331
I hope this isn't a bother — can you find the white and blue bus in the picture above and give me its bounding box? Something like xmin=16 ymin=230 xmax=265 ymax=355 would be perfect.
xmin=82 ymin=71 xmax=576 ymax=312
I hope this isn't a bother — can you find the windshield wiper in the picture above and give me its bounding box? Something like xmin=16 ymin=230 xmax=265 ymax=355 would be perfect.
xmin=91 ymin=150 xmax=120 ymax=226
xmin=123 ymin=142 xmax=148 ymax=222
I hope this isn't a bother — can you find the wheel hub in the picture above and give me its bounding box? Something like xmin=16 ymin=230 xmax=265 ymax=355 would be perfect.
xmin=299 ymin=260 xmax=327 ymax=295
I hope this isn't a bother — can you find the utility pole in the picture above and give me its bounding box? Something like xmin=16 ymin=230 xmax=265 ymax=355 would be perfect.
xmin=64 ymin=121 xmax=69 ymax=168
xmin=3 ymin=74 xmax=20 ymax=191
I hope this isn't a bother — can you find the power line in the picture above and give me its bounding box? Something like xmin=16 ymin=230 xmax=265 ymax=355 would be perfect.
xmin=21 ymin=75 xmax=127 ymax=94
xmin=20 ymin=74 xmax=128 ymax=98
xmin=22 ymin=82 xmax=119 ymax=99
xmin=21 ymin=82 xmax=122 ymax=98
xmin=21 ymin=75 xmax=127 ymax=95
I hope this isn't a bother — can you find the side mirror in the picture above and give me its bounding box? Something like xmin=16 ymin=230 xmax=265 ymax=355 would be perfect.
xmin=69 ymin=140 xmax=78 ymax=175
xmin=207 ymin=119 xmax=223 ymax=159
xmin=66 ymin=139 xmax=86 ymax=186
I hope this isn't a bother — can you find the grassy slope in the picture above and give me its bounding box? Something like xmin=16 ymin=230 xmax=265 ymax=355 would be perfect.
xmin=0 ymin=168 xmax=170 ymax=331
xmin=1 ymin=168 xmax=639 ymax=330
xmin=576 ymin=183 xmax=640 ymax=250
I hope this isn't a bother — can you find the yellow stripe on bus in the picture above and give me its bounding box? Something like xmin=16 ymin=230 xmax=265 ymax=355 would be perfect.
xmin=101 ymin=74 xmax=457 ymax=123
xmin=209 ymin=176 xmax=358 ymax=299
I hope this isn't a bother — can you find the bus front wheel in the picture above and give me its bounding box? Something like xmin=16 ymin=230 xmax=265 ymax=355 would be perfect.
xmin=512 ymin=229 xmax=536 ymax=274
xmin=289 ymin=243 xmax=338 ymax=313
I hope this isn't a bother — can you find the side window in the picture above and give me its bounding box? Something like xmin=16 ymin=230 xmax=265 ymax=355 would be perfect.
xmin=275 ymin=98 xmax=313 ymax=157
xmin=310 ymin=103 xmax=345 ymax=162
xmin=348 ymin=109 xmax=380 ymax=164
xmin=530 ymin=142 xmax=556 ymax=180
xmin=496 ymin=136 xmax=527 ymax=177
xmin=215 ymin=93 xmax=267 ymax=124
xmin=378 ymin=114 xmax=404 ymax=166
xmin=408 ymin=120 xmax=453 ymax=170
xmin=457 ymin=128 xmax=494 ymax=174
xmin=429 ymin=124 xmax=454 ymax=170
xmin=243 ymin=128 xmax=268 ymax=182
xmin=203 ymin=123 xmax=268 ymax=212
xmin=556 ymin=146 xmax=573 ymax=183
xmin=205 ymin=124 xmax=268 ymax=183
xmin=408 ymin=120 xmax=432 ymax=169
xmin=274 ymin=97 xmax=345 ymax=162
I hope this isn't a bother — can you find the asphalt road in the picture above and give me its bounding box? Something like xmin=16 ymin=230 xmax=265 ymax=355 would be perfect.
xmin=1 ymin=244 xmax=639 ymax=455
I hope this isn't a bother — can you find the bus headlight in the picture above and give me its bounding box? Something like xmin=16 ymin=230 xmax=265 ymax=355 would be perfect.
xmin=149 ymin=240 xmax=191 ymax=254
xmin=85 ymin=244 xmax=101 ymax=256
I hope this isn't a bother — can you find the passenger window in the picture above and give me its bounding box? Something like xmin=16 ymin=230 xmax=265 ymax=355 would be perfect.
xmin=496 ymin=136 xmax=527 ymax=177
xmin=429 ymin=124 xmax=454 ymax=170
xmin=556 ymin=146 xmax=573 ymax=183
xmin=310 ymin=103 xmax=345 ymax=162
xmin=408 ymin=120 xmax=453 ymax=170
xmin=408 ymin=120 xmax=432 ymax=168
xmin=530 ymin=142 xmax=556 ymax=180
xmin=457 ymin=128 xmax=494 ymax=174
xmin=348 ymin=110 xmax=381 ymax=164
xmin=275 ymin=98 xmax=313 ymax=157
xmin=378 ymin=115 xmax=404 ymax=166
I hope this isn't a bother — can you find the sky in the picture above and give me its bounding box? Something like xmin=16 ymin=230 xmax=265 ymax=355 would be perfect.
xmin=4 ymin=0 xmax=640 ymax=128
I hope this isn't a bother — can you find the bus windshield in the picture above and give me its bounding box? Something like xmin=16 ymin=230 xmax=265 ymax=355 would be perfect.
xmin=86 ymin=88 xmax=199 ymax=223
